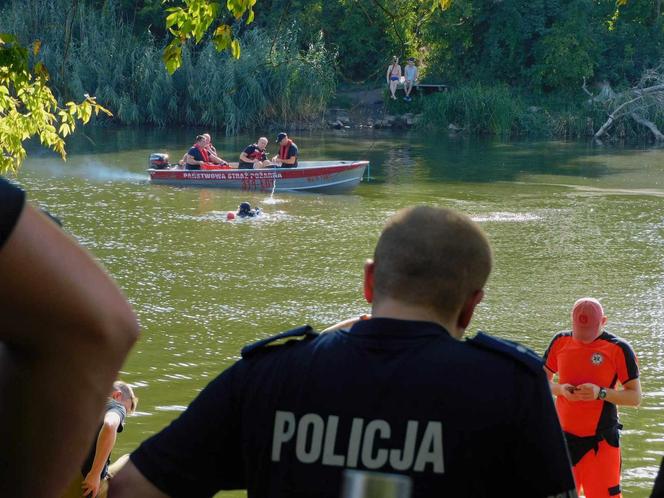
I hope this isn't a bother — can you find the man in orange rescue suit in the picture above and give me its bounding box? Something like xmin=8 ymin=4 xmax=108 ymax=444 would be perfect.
xmin=544 ymin=298 xmax=642 ymax=498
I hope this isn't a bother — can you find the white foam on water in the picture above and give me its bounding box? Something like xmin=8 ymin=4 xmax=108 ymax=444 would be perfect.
xmin=154 ymin=405 xmax=188 ymax=412
xmin=262 ymin=196 xmax=287 ymax=205
xmin=472 ymin=212 xmax=541 ymax=223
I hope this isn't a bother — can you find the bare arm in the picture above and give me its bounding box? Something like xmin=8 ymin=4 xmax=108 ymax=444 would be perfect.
xmin=0 ymin=204 xmax=139 ymax=497
xmin=185 ymin=154 xmax=203 ymax=167
xmin=545 ymin=366 xmax=642 ymax=405
xmin=576 ymin=378 xmax=642 ymax=406
xmin=109 ymin=460 xmax=169 ymax=498
xmin=82 ymin=411 xmax=122 ymax=498
xmin=321 ymin=314 xmax=370 ymax=333
xmin=544 ymin=366 xmax=578 ymax=400
xmin=280 ymin=154 xmax=297 ymax=165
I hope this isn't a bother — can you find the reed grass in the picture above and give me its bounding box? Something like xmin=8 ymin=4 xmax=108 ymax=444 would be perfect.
xmin=420 ymin=84 xmax=525 ymax=137
xmin=0 ymin=0 xmax=336 ymax=134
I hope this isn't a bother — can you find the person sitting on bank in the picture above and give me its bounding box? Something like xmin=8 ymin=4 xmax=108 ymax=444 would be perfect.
xmin=239 ymin=137 xmax=271 ymax=169
xmin=386 ymin=55 xmax=402 ymax=100
xmin=272 ymin=132 xmax=298 ymax=168
xmin=403 ymin=58 xmax=418 ymax=101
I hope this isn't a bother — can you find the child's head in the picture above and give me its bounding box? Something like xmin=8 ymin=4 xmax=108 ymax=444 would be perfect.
xmin=112 ymin=381 xmax=138 ymax=414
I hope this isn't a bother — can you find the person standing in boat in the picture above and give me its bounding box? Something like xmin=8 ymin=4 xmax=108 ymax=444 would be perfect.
xmin=272 ymin=132 xmax=298 ymax=168
xmin=239 ymin=137 xmax=271 ymax=169
xmin=386 ymin=55 xmax=402 ymax=100
xmin=544 ymin=298 xmax=641 ymax=498
xmin=110 ymin=206 xmax=575 ymax=498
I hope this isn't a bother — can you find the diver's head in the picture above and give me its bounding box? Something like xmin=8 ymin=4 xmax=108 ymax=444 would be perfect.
xmin=238 ymin=202 xmax=252 ymax=216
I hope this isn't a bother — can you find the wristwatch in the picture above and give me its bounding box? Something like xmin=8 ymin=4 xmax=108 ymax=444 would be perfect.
xmin=598 ymin=387 xmax=607 ymax=400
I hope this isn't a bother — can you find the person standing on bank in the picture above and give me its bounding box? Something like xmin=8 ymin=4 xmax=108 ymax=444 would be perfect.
xmin=109 ymin=206 xmax=575 ymax=498
xmin=544 ymin=298 xmax=641 ymax=498
xmin=76 ymin=382 xmax=137 ymax=498
xmin=271 ymin=132 xmax=298 ymax=168
xmin=403 ymin=58 xmax=418 ymax=101
xmin=386 ymin=56 xmax=402 ymax=100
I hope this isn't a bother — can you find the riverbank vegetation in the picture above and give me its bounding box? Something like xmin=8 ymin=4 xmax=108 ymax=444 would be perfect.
xmin=2 ymin=0 xmax=664 ymax=142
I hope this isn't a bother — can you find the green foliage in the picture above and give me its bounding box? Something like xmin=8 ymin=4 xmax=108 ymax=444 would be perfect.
xmin=420 ymin=84 xmax=526 ymax=137
xmin=162 ymin=0 xmax=257 ymax=73
xmin=417 ymin=84 xmax=637 ymax=140
xmin=0 ymin=0 xmax=336 ymax=133
xmin=423 ymin=0 xmax=664 ymax=95
xmin=0 ymin=32 xmax=110 ymax=174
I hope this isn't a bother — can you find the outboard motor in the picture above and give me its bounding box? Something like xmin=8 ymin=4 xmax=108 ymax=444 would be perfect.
xmin=149 ymin=153 xmax=170 ymax=170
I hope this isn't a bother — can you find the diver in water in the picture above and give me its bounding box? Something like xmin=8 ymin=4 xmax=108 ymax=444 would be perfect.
xmin=237 ymin=202 xmax=261 ymax=218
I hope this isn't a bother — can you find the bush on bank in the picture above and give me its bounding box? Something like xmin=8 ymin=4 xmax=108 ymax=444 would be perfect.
xmin=417 ymin=84 xmax=664 ymax=141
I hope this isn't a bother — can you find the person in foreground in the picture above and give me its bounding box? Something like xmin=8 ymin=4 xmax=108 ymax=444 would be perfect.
xmin=110 ymin=206 xmax=575 ymax=498
xmin=0 ymin=178 xmax=139 ymax=498
xmin=544 ymin=298 xmax=641 ymax=498
xmin=271 ymin=132 xmax=298 ymax=167
xmin=61 ymin=381 xmax=137 ymax=498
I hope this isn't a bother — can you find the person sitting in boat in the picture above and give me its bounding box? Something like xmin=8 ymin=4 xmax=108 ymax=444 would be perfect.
xmin=184 ymin=135 xmax=209 ymax=170
xmin=237 ymin=202 xmax=261 ymax=218
xmin=239 ymin=137 xmax=271 ymax=169
xmin=184 ymin=135 xmax=230 ymax=170
xmin=202 ymin=133 xmax=230 ymax=167
xmin=272 ymin=132 xmax=298 ymax=168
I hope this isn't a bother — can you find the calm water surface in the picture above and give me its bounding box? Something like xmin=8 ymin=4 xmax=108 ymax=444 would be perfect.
xmin=14 ymin=128 xmax=664 ymax=496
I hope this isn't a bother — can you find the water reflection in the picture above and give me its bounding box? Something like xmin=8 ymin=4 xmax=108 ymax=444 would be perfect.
xmin=16 ymin=129 xmax=664 ymax=497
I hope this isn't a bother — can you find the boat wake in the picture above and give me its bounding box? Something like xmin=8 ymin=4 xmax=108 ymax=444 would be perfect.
xmin=39 ymin=160 xmax=146 ymax=183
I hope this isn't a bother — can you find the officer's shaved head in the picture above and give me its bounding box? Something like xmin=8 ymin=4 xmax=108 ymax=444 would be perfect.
xmin=372 ymin=206 xmax=492 ymax=318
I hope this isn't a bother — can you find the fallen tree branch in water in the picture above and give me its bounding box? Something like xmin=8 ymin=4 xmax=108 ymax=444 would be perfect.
xmin=591 ymin=66 xmax=664 ymax=143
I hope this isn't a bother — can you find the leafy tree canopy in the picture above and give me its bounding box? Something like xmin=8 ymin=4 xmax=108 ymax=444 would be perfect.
xmin=0 ymin=33 xmax=109 ymax=174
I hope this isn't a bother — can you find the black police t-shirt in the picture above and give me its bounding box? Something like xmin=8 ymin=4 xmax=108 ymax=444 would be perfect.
xmin=0 ymin=178 xmax=26 ymax=250
xmin=131 ymin=318 xmax=575 ymax=498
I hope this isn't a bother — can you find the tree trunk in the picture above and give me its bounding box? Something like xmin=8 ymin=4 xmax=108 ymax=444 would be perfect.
xmin=631 ymin=112 xmax=664 ymax=141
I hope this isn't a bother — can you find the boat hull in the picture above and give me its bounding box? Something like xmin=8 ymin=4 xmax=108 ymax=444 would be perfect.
xmin=148 ymin=161 xmax=368 ymax=194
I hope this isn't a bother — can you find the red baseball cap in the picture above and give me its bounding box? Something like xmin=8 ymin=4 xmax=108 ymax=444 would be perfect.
xmin=571 ymin=298 xmax=605 ymax=342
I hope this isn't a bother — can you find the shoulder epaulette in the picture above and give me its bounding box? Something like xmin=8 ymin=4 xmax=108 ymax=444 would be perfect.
xmin=241 ymin=325 xmax=319 ymax=358
xmin=467 ymin=331 xmax=543 ymax=374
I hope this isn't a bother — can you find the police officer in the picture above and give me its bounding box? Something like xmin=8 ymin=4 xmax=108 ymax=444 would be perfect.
xmin=110 ymin=206 xmax=575 ymax=498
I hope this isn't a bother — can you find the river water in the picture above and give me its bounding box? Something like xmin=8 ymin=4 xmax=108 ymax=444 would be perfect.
xmin=14 ymin=128 xmax=664 ymax=496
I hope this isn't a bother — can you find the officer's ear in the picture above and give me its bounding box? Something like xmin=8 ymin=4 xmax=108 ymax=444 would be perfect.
xmin=363 ymin=259 xmax=375 ymax=303
xmin=457 ymin=289 xmax=484 ymax=331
